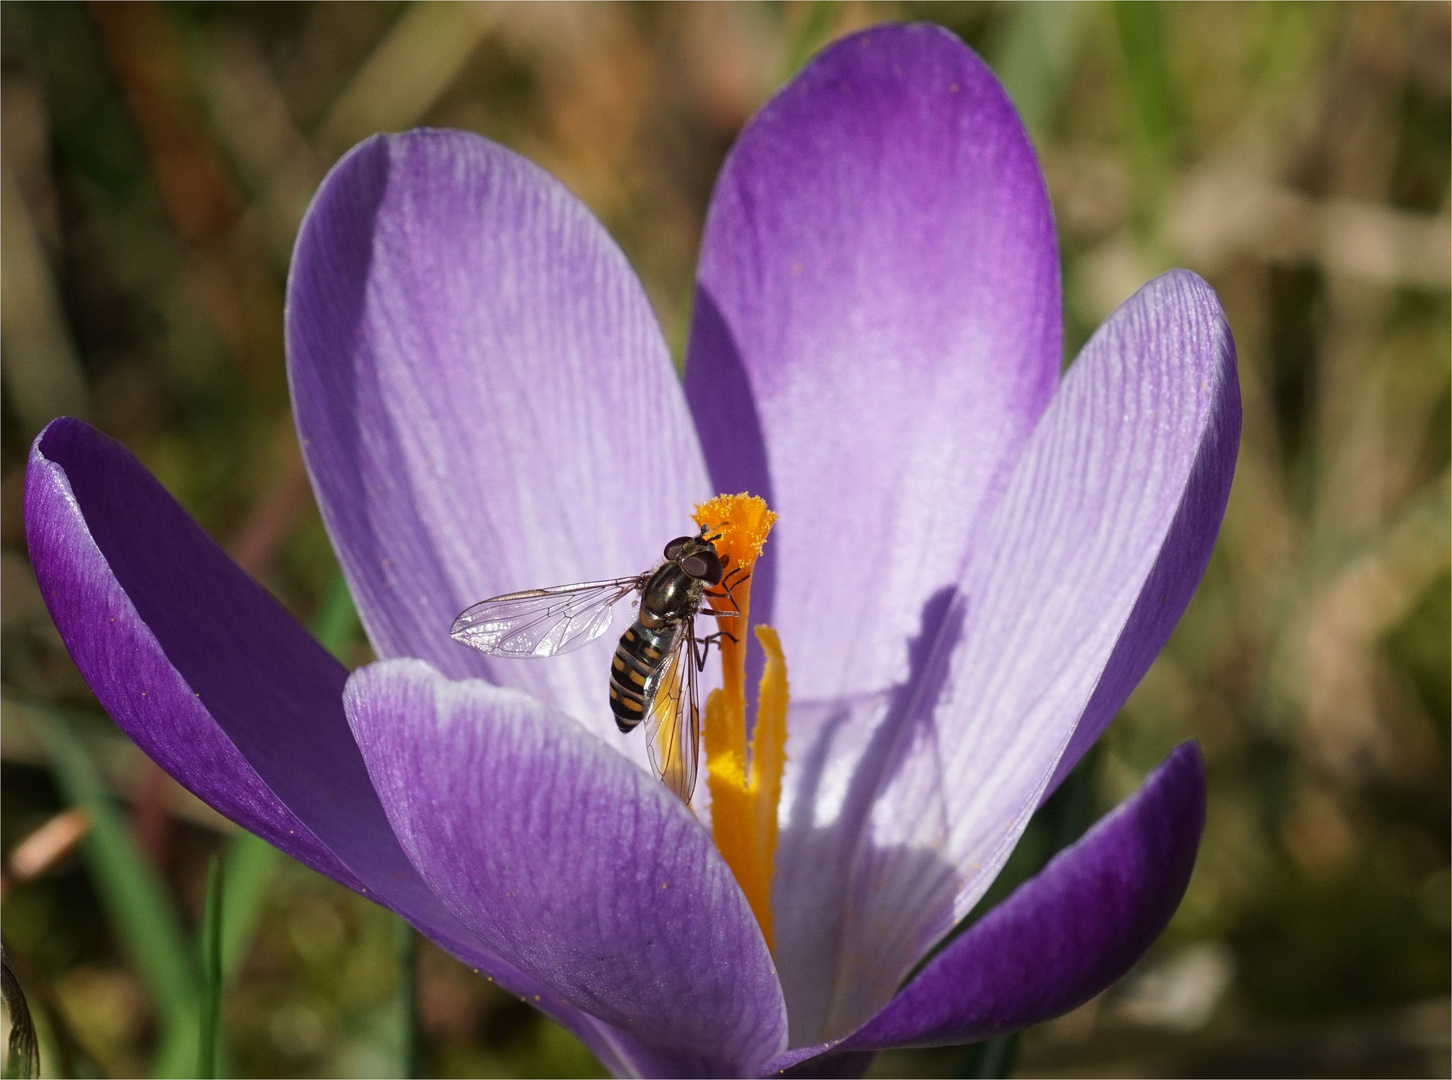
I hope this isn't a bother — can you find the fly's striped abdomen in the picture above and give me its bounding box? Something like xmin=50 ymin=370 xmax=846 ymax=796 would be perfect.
xmin=609 ymin=622 xmax=677 ymax=733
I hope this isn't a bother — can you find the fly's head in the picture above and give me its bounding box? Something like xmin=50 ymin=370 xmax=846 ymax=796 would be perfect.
xmin=662 ymin=530 xmax=724 ymax=585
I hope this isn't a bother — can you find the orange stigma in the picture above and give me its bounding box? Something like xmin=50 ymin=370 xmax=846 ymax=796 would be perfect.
xmin=692 ymin=494 xmax=787 ymax=952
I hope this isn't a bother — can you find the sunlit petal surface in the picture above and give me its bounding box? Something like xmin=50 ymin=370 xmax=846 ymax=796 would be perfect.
xmin=288 ymin=128 xmax=711 ymax=756
xmin=688 ymin=23 xmax=1061 ymax=702
xmin=775 ymin=270 xmax=1238 ymax=1044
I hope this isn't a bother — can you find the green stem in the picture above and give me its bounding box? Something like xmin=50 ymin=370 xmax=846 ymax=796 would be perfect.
xmin=395 ymin=917 xmax=419 ymax=1079
xmin=956 ymin=1030 xmax=1020 ymax=1080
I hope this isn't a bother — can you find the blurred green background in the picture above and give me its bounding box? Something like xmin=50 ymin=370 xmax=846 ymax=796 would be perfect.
xmin=0 ymin=2 xmax=1447 ymax=1077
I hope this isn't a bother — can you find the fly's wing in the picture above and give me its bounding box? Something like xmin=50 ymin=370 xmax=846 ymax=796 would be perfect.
xmin=450 ymin=576 xmax=643 ymax=658
xmin=643 ymin=619 xmax=700 ymax=804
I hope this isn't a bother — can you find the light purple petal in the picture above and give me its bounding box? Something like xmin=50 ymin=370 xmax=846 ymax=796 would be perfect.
xmin=345 ymin=658 xmax=788 ymax=1078
xmin=22 ymin=419 xmax=649 ymax=1077
xmin=687 ymin=23 xmax=1061 ymax=702
xmin=775 ymin=270 xmax=1239 ymax=1043
xmin=766 ymin=743 xmax=1205 ymax=1072
xmin=287 ymin=128 xmax=711 ymax=760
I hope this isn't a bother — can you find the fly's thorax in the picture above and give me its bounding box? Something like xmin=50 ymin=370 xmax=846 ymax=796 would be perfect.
xmin=639 ymin=563 xmax=705 ymax=626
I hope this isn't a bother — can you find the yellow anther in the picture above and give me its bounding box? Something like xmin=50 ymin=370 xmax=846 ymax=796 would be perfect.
xmin=692 ymin=494 xmax=787 ymax=953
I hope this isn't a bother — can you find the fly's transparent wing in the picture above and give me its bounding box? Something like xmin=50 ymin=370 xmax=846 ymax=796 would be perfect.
xmin=450 ymin=576 xmax=643 ymax=658
xmin=643 ymin=619 xmax=700 ymax=804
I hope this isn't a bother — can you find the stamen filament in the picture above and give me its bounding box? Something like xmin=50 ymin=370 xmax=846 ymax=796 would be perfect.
xmin=704 ymin=627 xmax=788 ymax=950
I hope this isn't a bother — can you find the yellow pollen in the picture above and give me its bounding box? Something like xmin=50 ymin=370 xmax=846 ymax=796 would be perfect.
xmin=692 ymin=493 xmax=787 ymax=953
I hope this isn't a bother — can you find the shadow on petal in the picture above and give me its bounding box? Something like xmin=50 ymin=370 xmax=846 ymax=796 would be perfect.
xmin=774 ymin=586 xmax=967 ymax=1047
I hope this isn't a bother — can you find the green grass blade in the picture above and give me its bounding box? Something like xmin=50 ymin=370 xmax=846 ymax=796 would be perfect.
xmin=219 ymin=831 xmax=280 ymax=982
xmin=313 ymin=566 xmax=362 ymax=661
xmin=780 ymin=0 xmax=838 ymax=82
xmin=1114 ymin=0 xmax=1177 ymax=155
xmin=393 ymin=917 xmax=419 ymax=1079
xmin=956 ymin=1030 xmax=1021 ymax=1079
xmin=197 ymin=857 xmax=224 ymax=1079
xmin=27 ymin=570 xmax=360 ymax=1076
xmin=28 ymin=708 xmax=201 ymax=1078
xmin=1 ymin=944 xmax=40 ymax=1080
xmin=989 ymin=1 xmax=1092 ymax=137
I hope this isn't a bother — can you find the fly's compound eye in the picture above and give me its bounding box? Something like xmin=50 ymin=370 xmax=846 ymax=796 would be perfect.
xmin=663 ymin=536 xmax=692 ymax=560
xmin=680 ymin=549 xmax=723 ymax=585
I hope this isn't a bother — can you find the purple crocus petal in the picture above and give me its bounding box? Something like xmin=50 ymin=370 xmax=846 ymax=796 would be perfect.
xmin=26 ymin=419 xmax=359 ymax=887
xmin=22 ymin=419 xmax=645 ymax=1078
xmin=776 ymin=271 xmax=1238 ymax=1042
xmin=847 ymin=741 xmax=1206 ymax=1050
xmin=766 ymin=742 xmax=1205 ymax=1072
xmin=287 ymin=128 xmax=711 ymax=757
xmin=345 ymin=658 xmax=788 ymax=1078
xmin=687 ymin=23 xmax=1061 ymax=702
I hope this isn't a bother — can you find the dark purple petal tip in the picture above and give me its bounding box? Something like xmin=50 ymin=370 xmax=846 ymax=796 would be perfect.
xmin=24 ymin=417 xmax=363 ymax=886
xmin=843 ymin=741 xmax=1207 ymax=1051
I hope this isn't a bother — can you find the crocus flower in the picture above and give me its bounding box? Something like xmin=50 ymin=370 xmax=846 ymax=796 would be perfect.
xmin=25 ymin=23 xmax=1238 ymax=1079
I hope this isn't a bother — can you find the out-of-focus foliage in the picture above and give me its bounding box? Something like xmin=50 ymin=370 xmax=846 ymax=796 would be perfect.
xmin=0 ymin=3 xmax=1446 ymax=1077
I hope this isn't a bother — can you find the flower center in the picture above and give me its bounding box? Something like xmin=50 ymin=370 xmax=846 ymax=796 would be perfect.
xmin=692 ymin=493 xmax=787 ymax=953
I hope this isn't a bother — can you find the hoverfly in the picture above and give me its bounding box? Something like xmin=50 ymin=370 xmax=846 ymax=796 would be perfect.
xmin=449 ymin=525 xmax=745 ymax=803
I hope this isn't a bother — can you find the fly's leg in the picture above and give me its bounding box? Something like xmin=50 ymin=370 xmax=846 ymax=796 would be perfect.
xmin=694 ymin=629 xmax=739 ymax=671
xmin=706 ymin=562 xmax=748 ymax=596
xmin=704 ymin=565 xmax=750 ymax=614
